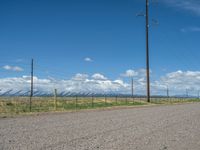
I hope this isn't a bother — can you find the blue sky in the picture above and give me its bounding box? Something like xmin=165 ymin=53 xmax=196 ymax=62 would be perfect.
xmin=0 ymin=0 xmax=200 ymax=95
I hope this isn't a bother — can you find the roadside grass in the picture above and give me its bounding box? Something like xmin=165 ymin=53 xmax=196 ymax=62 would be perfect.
xmin=1 ymin=97 xmax=200 ymax=116
xmin=0 ymin=97 xmax=147 ymax=115
xmin=150 ymin=98 xmax=200 ymax=104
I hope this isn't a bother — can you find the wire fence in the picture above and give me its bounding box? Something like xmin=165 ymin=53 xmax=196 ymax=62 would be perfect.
xmin=1 ymin=94 xmax=199 ymax=114
xmin=1 ymin=60 xmax=200 ymax=114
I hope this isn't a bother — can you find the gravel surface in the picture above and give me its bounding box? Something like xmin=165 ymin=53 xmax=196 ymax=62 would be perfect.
xmin=1 ymin=103 xmax=200 ymax=150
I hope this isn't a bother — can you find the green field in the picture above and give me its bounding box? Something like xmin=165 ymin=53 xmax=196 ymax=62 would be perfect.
xmin=0 ymin=96 xmax=200 ymax=115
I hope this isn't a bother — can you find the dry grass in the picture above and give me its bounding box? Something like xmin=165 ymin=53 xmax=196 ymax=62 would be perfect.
xmin=0 ymin=97 xmax=146 ymax=114
xmin=0 ymin=96 xmax=200 ymax=115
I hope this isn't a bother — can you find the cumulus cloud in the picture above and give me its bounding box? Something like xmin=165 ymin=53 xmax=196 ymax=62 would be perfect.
xmin=0 ymin=73 xmax=129 ymax=96
xmin=92 ymin=73 xmax=107 ymax=80
xmin=120 ymin=69 xmax=200 ymax=96
xmin=1 ymin=70 xmax=200 ymax=96
xmin=153 ymin=70 xmax=200 ymax=95
xmin=84 ymin=57 xmax=93 ymax=62
xmin=2 ymin=65 xmax=24 ymax=72
xmin=72 ymin=73 xmax=89 ymax=81
xmin=121 ymin=69 xmax=147 ymax=78
xmin=159 ymin=70 xmax=200 ymax=88
xmin=121 ymin=69 xmax=138 ymax=77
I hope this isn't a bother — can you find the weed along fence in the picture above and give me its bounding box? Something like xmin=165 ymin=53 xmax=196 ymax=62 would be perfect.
xmin=0 ymin=92 xmax=200 ymax=114
xmin=0 ymin=95 xmax=147 ymax=114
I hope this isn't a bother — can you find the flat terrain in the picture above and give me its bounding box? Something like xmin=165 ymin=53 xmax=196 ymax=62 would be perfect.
xmin=1 ymin=103 xmax=200 ymax=150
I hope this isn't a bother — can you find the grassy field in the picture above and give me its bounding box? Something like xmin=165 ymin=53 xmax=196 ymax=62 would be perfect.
xmin=0 ymin=97 xmax=146 ymax=114
xmin=0 ymin=96 xmax=200 ymax=115
xmin=150 ymin=97 xmax=200 ymax=104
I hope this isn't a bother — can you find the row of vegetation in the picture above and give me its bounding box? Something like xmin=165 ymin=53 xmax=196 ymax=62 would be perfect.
xmin=0 ymin=97 xmax=200 ymax=115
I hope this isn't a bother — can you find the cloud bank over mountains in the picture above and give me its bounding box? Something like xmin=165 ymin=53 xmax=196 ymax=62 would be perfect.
xmin=0 ymin=70 xmax=200 ymax=96
xmin=0 ymin=73 xmax=129 ymax=96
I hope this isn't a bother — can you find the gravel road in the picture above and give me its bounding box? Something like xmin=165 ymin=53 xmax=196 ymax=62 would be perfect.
xmin=1 ymin=103 xmax=200 ymax=150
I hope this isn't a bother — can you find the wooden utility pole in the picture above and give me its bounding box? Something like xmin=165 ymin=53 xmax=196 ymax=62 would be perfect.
xmin=54 ymin=89 xmax=57 ymax=110
xmin=146 ymin=0 xmax=151 ymax=102
xmin=167 ymin=86 xmax=169 ymax=98
xmin=186 ymin=89 xmax=188 ymax=98
xmin=30 ymin=59 xmax=34 ymax=112
xmin=131 ymin=77 xmax=134 ymax=99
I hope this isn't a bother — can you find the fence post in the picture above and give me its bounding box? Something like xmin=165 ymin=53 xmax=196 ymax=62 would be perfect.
xmin=132 ymin=95 xmax=134 ymax=104
xmin=92 ymin=95 xmax=94 ymax=107
xmin=115 ymin=96 xmax=117 ymax=104
xmin=54 ymin=89 xmax=57 ymax=111
xmin=126 ymin=96 xmax=128 ymax=104
xmin=14 ymin=99 xmax=17 ymax=113
xmin=75 ymin=95 xmax=78 ymax=110
xmin=105 ymin=95 xmax=107 ymax=106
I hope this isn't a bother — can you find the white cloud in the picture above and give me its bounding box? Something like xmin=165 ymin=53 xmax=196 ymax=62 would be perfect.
xmin=1 ymin=70 xmax=200 ymax=96
xmin=181 ymin=27 xmax=200 ymax=33
xmin=160 ymin=70 xmax=200 ymax=87
xmin=3 ymin=65 xmax=11 ymax=70
xmin=92 ymin=73 xmax=107 ymax=80
xmin=121 ymin=69 xmax=138 ymax=77
xmin=2 ymin=65 xmax=24 ymax=72
xmin=162 ymin=0 xmax=200 ymax=16
xmin=72 ymin=73 xmax=89 ymax=81
xmin=13 ymin=66 xmax=24 ymax=72
xmin=153 ymin=70 xmax=200 ymax=95
xmin=84 ymin=57 xmax=93 ymax=62
xmin=0 ymin=73 xmax=130 ymax=96
xmin=121 ymin=69 xmax=147 ymax=78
